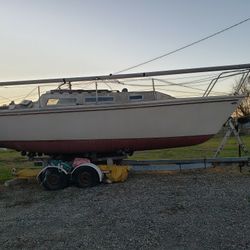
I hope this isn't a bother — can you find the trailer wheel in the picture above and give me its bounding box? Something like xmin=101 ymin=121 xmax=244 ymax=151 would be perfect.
xmin=73 ymin=168 xmax=99 ymax=188
xmin=41 ymin=169 xmax=68 ymax=191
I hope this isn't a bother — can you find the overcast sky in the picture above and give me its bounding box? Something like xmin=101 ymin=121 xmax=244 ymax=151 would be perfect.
xmin=0 ymin=0 xmax=249 ymax=101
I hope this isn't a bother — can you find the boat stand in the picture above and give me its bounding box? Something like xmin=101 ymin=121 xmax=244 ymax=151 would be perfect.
xmin=214 ymin=117 xmax=248 ymax=158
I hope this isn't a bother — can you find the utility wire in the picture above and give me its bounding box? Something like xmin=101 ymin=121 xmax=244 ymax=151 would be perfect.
xmin=114 ymin=17 xmax=250 ymax=74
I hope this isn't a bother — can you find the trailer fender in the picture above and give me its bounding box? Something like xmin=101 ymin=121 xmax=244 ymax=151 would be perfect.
xmin=71 ymin=163 xmax=103 ymax=183
xmin=37 ymin=165 xmax=68 ymax=184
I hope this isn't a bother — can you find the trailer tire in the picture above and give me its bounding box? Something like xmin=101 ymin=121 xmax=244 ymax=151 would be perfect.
xmin=41 ymin=168 xmax=69 ymax=191
xmin=73 ymin=167 xmax=99 ymax=188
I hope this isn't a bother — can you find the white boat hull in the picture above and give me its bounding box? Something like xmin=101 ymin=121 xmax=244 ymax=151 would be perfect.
xmin=0 ymin=95 xmax=242 ymax=155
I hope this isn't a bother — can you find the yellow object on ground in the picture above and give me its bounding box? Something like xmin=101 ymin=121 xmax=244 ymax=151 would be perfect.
xmin=14 ymin=168 xmax=41 ymax=179
xmin=100 ymin=165 xmax=129 ymax=183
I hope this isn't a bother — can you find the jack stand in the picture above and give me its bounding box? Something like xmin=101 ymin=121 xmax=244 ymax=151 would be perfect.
xmin=214 ymin=117 xmax=248 ymax=158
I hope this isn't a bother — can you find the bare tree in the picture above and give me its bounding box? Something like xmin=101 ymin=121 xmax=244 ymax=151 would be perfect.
xmin=233 ymin=76 xmax=250 ymax=117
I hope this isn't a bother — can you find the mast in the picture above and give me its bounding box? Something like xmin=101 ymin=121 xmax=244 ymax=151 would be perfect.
xmin=0 ymin=63 xmax=250 ymax=87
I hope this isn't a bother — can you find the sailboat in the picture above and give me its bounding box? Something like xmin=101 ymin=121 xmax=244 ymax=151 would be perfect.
xmin=0 ymin=63 xmax=248 ymax=160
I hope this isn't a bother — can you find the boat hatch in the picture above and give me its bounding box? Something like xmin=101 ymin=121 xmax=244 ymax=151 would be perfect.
xmin=46 ymin=98 xmax=77 ymax=106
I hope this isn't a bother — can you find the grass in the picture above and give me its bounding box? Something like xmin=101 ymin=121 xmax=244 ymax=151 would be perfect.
xmin=0 ymin=135 xmax=250 ymax=182
xmin=0 ymin=150 xmax=33 ymax=183
xmin=131 ymin=135 xmax=250 ymax=160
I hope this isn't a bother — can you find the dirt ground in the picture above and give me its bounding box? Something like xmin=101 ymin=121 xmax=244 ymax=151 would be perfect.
xmin=1 ymin=167 xmax=250 ymax=250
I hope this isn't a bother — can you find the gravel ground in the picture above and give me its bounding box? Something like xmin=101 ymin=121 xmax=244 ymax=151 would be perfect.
xmin=1 ymin=167 xmax=250 ymax=250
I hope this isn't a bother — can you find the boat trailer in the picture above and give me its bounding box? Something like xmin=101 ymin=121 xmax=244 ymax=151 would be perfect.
xmin=6 ymin=155 xmax=247 ymax=190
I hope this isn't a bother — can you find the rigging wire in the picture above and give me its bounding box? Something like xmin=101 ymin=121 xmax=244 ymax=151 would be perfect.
xmin=116 ymin=75 xmax=212 ymax=86
xmin=116 ymin=69 xmax=245 ymax=91
xmin=154 ymin=78 xmax=211 ymax=93
xmin=0 ymin=93 xmax=39 ymax=105
xmin=158 ymin=73 xmax=219 ymax=81
xmin=156 ymin=87 xmax=227 ymax=96
xmin=114 ymin=76 xmax=216 ymax=89
xmin=119 ymin=72 xmax=236 ymax=86
xmin=121 ymin=72 xmax=219 ymax=83
xmin=114 ymin=17 xmax=250 ymax=74
xmin=22 ymin=87 xmax=38 ymax=99
xmin=154 ymin=78 xmax=204 ymax=91
xmin=101 ymin=80 xmax=113 ymax=90
xmin=156 ymin=88 xmax=204 ymax=95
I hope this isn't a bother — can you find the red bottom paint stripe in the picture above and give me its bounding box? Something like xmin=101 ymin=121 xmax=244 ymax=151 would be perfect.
xmin=0 ymin=135 xmax=213 ymax=154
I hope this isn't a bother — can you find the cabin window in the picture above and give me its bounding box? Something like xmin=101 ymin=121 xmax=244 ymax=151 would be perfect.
xmin=85 ymin=97 xmax=96 ymax=103
xmin=47 ymin=99 xmax=59 ymax=106
xmin=85 ymin=96 xmax=114 ymax=103
xmin=129 ymin=95 xmax=143 ymax=101
xmin=46 ymin=98 xmax=77 ymax=106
